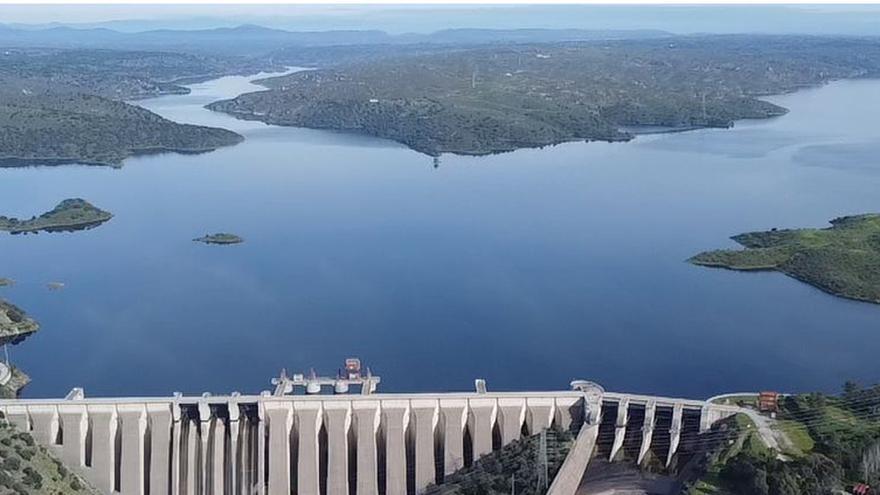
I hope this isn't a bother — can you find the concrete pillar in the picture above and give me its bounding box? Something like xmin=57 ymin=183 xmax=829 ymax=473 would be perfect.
xmin=87 ymin=404 xmax=118 ymax=494
xmin=497 ymin=398 xmax=525 ymax=446
xmin=526 ymin=398 xmax=555 ymax=435
xmin=439 ymin=399 xmax=467 ymax=477
xmin=553 ymin=397 xmax=582 ymax=432
xmin=467 ymin=398 xmax=496 ymax=459
xmin=410 ymin=399 xmax=438 ymax=493
xmin=118 ymin=404 xmax=148 ymax=495
xmin=238 ymin=415 xmax=250 ymax=495
xmin=352 ymin=401 xmax=380 ymax=495
xmin=211 ymin=417 xmax=226 ymax=494
xmin=637 ymin=401 xmax=656 ymax=466
xmin=184 ymin=420 xmax=199 ymax=495
xmin=28 ymin=404 xmax=59 ymax=449
xmin=147 ymin=403 xmax=174 ymax=495
xmin=256 ymin=403 xmax=266 ymax=495
xmin=198 ymin=403 xmax=212 ymax=495
xmin=58 ymin=404 xmax=88 ymax=468
xmin=380 ymin=400 xmax=409 ymax=495
xmin=586 ymin=396 xmax=603 ymax=426
xmin=227 ymin=402 xmax=240 ymax=495
xmin=324 ymin=402 xmax=352 ymax=495
xmin=700 ymin=405 xmax=736 ymax=433
xmin=170 ymin=403 xmax=182 ymax=495
xmin=294 ymin=401 xmax=322 ymax=495
xmin=264 ymin=402 xmax=293 ymax=495
xmin=254 ymin=402 xmax=266 ymax=495
xmin=609 ymin=398 xmax=629 ymax=462
xmin=699 ymin=405 xmax=713 ymax=433
xmin=4 ymin=405 xmax=30 ymax=432
xmin=666 ymin=403 xmax=683 ymax=468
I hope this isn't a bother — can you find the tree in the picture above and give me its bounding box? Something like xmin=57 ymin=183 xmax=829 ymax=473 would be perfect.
xmin=844 ymin=381 xmax=861 ymax=399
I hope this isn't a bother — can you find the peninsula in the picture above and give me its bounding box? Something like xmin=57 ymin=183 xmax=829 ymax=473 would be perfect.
xmin=0 ymin=300 xmax=39 ymax=341
xmin=194 ymin=233 xmax=244 ymax=245
xmin=0 ymin=199 xmax=113 ymax=234
xmin=208 ymin=35 xmax=880 ymax=156
xmin=690 ymin=214 xmax=880 ymax=304
xmin=0 ymin=48 xmax=253 ymax=167
xmin=0 ymin=91 xmax=243 ymax=167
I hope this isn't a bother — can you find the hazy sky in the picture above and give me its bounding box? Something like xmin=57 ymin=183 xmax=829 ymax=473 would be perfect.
xmin=2 ymin=4 xmax=880 ymax=36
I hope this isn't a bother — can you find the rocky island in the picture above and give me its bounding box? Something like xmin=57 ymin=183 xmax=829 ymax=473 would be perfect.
xmin=690 ymin=214 xmax=880 ymax=304
xmin=194 ymin=233 xmax=244 ymax=245
xmin=0 ymin=278 xmax=13 ymax=287
xmin=0 ymin=199 xmax=113 ymax=234
xmin=209 ymin=35 xmax=880 ymax=156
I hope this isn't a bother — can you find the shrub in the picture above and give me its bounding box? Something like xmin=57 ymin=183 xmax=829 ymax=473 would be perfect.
xmin=1 ymin=456 xmax=21 ymax=471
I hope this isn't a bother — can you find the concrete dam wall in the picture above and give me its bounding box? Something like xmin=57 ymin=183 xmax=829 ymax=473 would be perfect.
xmin=0 ymin=390 xmax=741 ymax=495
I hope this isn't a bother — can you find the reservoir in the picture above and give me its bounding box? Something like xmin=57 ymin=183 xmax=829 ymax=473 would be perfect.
xmin=1 ymin=73 xmax=879 ymax=398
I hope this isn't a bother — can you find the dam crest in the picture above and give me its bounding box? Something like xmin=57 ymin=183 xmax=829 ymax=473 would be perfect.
xmin=0 ymin=381 xmax=746 ymax=495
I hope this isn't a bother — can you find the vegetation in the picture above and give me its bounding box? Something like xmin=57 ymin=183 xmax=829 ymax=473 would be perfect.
xmin=209 ymin=35 xmax=880 ymax=156
xmin=0 ymin=199 xmax=112 ymax=234
xmin=0 ymin=301 xmax=39 ymax=341
xmin=691 ymin=214 xmax=880 ymax=304
xmin=0 ymin=47 xmax=271 ymax=100
xmin=423 ymin=427 xmax=574 ymax=495
xmin=0 ymin=368 xmax=30 ymax=400
xmin=0 ymin=48 xmax=249 ymax=167
xmin=0 ymin=90 xmax=243 ymax=167
xmin=682 ymin=384 xmax=880 ymax=495
xmin=0 ymin=298 xmax=36 ymax=397
xmin=193 ymin=233 xmax=244 ymax=245
xmin=0 ymin=412 xmax=98 ymax=494
xmin=775 ymin=420 xmax=815 ymax=455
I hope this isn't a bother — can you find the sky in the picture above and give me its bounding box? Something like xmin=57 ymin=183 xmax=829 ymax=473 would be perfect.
xmin=2 ymin=4 xmax=880 ymax=35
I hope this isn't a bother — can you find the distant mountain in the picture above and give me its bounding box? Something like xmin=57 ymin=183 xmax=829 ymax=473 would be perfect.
xmin=404 ymin=28 xmax=671 ymax=44
xmin=0 ymin=24 xmax=671 ymax=57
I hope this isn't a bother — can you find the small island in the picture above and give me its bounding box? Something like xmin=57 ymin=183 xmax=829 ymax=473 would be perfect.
xmin=193 ymin=233 xmax=244 ymax=245
xmin=0 ymin=199 xmax=112 ymax=234
xmin=690 ymin=214 xmax=880 ymax=304
xmin=0 ymin=278 xmax=13 ymax=287
xmin=0 ymin=300 xmax=39 ymax=341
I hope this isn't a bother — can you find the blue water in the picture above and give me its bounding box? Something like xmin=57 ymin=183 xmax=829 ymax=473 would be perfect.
xmin=1 ymin=74 xmax=879 ymax=399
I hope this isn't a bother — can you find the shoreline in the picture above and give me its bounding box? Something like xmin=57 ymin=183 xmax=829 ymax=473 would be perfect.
xmin=0 ymin=139 xmax=245 ymax=169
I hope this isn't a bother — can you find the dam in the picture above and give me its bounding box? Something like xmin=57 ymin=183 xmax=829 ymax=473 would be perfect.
xmin=0 ymin=382 xmax=745 ymax=495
